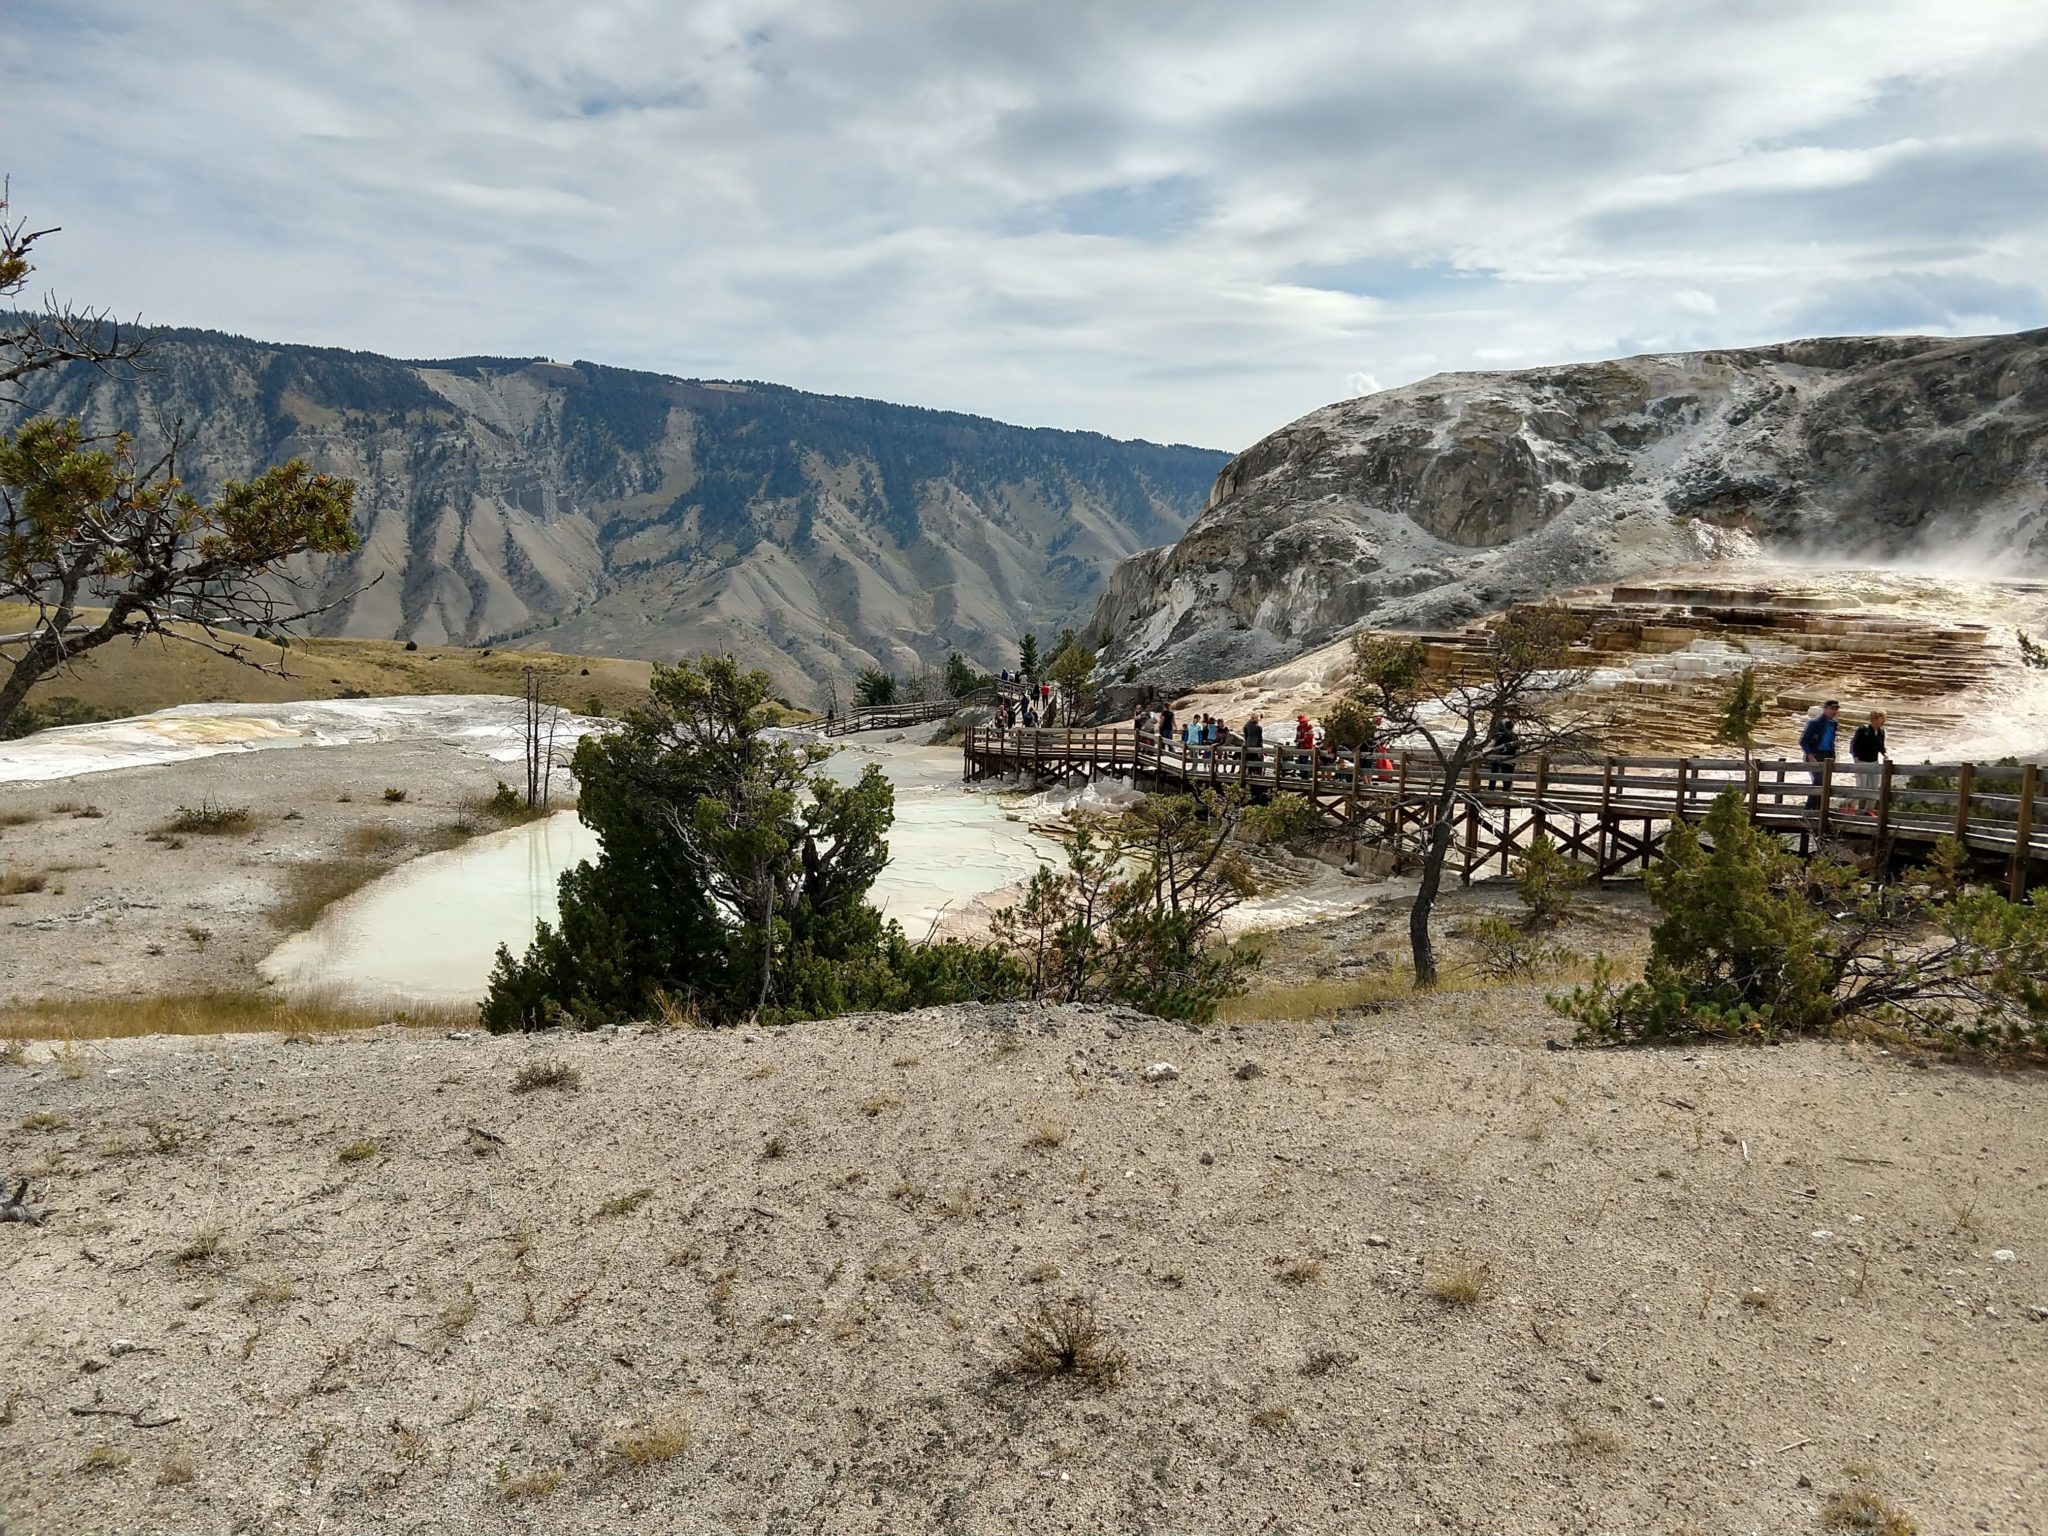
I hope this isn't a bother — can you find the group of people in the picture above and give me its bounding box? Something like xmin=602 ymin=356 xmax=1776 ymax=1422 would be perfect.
xmin=996 ymin=677 xmax=1064 ymax=729
xmin=1799 ymin=699 xmax=1890 ymax=814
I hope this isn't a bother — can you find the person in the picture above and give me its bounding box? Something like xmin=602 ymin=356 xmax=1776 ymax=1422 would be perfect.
xmin=1849 ymin=710 xmax=1889 ymax=817
xmin=1022 ymin=700 xmax=1039 ymax=728
xmin=1159 ymin=705 xmax=1176 ymax=742
xmin=1292 ymin=714 xmax=1315 ymax=779
xmin=1134 ymin=704 xmax=1154 ymax=741
xmin=1483 ymin=716 xmax=1518 ymax=795
xmin=1799 ymin=699 xmax=1841 ymax=810
xmin=1243 ymin=715 xmax=1264 ymax=777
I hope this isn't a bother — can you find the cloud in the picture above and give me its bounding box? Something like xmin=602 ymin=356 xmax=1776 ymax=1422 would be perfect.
xmin=3 ymin=0 xmax=2046 ymax=451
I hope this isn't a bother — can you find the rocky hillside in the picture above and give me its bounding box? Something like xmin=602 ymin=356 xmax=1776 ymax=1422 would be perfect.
xmin=8 ymin=329 xmax=1224 ymax=700
xmin=1091 ymin=329 xmax=2048 ymax=690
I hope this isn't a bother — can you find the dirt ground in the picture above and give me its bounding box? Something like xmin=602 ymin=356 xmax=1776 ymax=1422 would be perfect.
xmin=2 ymin=999 xmax=2042 ymax=1536
xmin=0 ymin=735 xmax=536 ymax=1005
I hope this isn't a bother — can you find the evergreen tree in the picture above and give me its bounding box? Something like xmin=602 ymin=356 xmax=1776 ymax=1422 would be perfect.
xmin=854 ymin=667 xmax=897 ymax=706
xmin=482 ymin=653 xmax=1013 ymax=1029
xmin=1019 ymin=632 xmax=1040 ymax=679
xmin=1716 ymin=665 xmax=1768 ymax=761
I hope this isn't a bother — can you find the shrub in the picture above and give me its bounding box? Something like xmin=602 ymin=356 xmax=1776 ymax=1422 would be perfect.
xmin=1512 ymin=832 xmax=1584 ymax=930
xmin=164 ymin=800 xmax=253 ymax=835
xmin=989 ymin=791 xmax=1258 ymax=1021
xmin=382 ymin=787 xmax=408 ymax=803
xmin=1005 ymin=1295 xmax=1128 ymax=1389
xmin=1242 ymin=792 xmax=1321 ymax=848
xmin=1558 ymin=792 xmax=2048 ymax=1054
xmin=511 ymin=1058 xmax=581 ymax=1093
xmin=1467 ymin=916 xmax=1580 ymax=982
xmin=1822 ymin=1488 xmax=1917 ymax=1535
xmin=403 ymin=639 xmax=418 ymax=652
xmin=604 ymin=1413 xmax=693 ymax=1471
xmin=1429 ymin=1258 xmax=1491 ymax=1307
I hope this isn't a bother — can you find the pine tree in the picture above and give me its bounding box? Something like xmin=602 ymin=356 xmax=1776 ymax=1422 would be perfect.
xmin=1019 ymin=633 xmax=1041 ymax=679
xmin=1716 ymin=666 xmax=1768 ymax=761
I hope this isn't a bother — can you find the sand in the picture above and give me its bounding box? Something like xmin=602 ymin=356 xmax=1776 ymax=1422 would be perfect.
xmin=1 ymin=997 xmax=2042 ymax=1535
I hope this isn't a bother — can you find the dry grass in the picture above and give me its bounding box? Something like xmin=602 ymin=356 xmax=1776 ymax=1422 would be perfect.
xmin=20 ymin=1111 xmax=67 ymax=1131
xmin=1564 ymin=1420 xmax=1624 ymax=1456
xmin=512 ymin=1058 xmax=581 ymax=1094
xmin=1005 ymin=1295 xmax=1129 ymax=1389
xmin=338 ymin=1139 xmax=379 ymax=1164
xmin=1220 ymin=957 xmax=1607 ymax=1023
xmin=1821 ymin=1488 xmax=1918 ymax=1535
xmin=1428 ymin=1258 xmax=1492 ymax=1307
xmin=271 ymin=856 xmax=384 ymax=931
xmin=382 ymin=787 xmax=409 ymax=803
xmin=0 ymin=868 xmax=49 ymax=898
xmin=499 ymin=1467 xmax=565 ymax=1501
xmin=596 ymin=1187 xmax=654 ymax=1218
xmin=173 ymin=1223 xmax=227 ymax=1266
xmin=1276 ymin=1257 xmax=1324 ymax=1287
xmin=0 ymin=808 xmax=43 ymax=828
xmin=78 ymin=1443 xmax=129 ymax=1473
xmin=1249 ymin=1402 xmax=1294 ymax=1433
xmin=859 ymin=1093 xmax=905 ymax=1118
xmin=0 ymin=990 xmax=466 ymax=1043
xmin=156 ymin=1450 xmax=197 ymax=1487
xmin=604 ymin=1413 xmax=694 ymax=1471
xmin=1739 ymin=1287 xmax=1777 ymax=1311
xmin=344 ymin=822 xmax=411 ymax=857
xmin=1024 ymin=1119 xmax=1067 ymax=1150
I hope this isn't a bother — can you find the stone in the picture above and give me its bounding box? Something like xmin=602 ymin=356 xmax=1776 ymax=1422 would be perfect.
xmin=1648 ymin=1395 xmax=1666 ymax=1410
xmin=1991 ymin=1249 xmax=2017 ymax=1263
xmin=445 ymin=1030 xmax=475 ymax=1041
xmin=1142 ymin=1062 xmax=1179 ymax=1083
xmin=1234 ymin=1060 xmax=1265 ymax=1081
xmin=1583 ymin=1365 xmax=1605 ymax=1383
xmin=1198 ymin=1152 xmax=1214 ymax=1166
xmin=1365 ymin=1233 xmax=1389 ymax=1247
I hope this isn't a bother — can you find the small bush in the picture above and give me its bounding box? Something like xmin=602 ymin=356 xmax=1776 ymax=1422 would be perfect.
xmin=1513 ymin=832 xmax=1585 ymax=929
xmin=1276 ymin=1257 xmax=1323 ymax=1286
xmin=157 ymin=1450 xmax=197 ymax=1486
xmin=1822 ymin=1488 xmax=1917 ymax=1535
xmin=164 ymin=800 xmax=252 ymax=835
xmin=382 ymin=787 xmax=408 ymax=803
xmin=1024 ymin=1120 xmax=1067 ymax=1150
xmin=1005 ymin=1294 xmax=1129 ymax=1389
xmin=174 ymin=1224 xmax=227 ymax=1265
xmin=605 ymin=1413 xmax=693 ymax=1471
xmin=339 ymin=1139 xmax=379 ymax=1164
xmin=1467 ymin=916 xmax=1581 ymax=982
xmin=403 ymin=639 xmax=419 ymax=652
xmin=511 ymin=1058 xmax=581 ymax=1093
xmin=1243 ymin=793 xmax=1321 ymax=848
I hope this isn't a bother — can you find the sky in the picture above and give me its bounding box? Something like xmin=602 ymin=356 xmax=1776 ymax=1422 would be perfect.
xmin=5 ymin=0 xmax=2046 ymax=451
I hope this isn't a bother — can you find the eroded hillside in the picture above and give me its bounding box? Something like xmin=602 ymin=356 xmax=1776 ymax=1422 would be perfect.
xmin=1093 ymin=330 xmax=2048 ymax=690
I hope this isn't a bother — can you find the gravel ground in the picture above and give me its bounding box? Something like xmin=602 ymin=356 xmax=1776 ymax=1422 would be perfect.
xmin=2 ymin=999 xmax=2042 ymax=1535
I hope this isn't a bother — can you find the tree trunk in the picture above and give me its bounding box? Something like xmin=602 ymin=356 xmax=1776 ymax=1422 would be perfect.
xmin=1409 ymin=814 xmax=1455 ymax=986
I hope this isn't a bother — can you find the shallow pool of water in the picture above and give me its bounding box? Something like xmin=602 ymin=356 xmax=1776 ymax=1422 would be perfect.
xmin=261 ymin=743 xmax=1057 ymax=1005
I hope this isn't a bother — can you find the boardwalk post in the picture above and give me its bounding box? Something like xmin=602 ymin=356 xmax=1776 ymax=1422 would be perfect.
xmin=1461 ymin=759 xmax=1481 ymax=884
xmin=1675 ymin=759 xmax=1690 ymax=823
xmin=1875 ymin=760 xmax=1894 ymax=855
xmin=1531 ymin=755 xmax=1549 ymax=869
xmin=1745 ymin=759 xmax=1760 ymax=820
xmin=1818 ymin=760 xmax=1835 ymax=837
xmin=2011 ymin=763 xmax=2037 ymax=901
xmin=1952 ymin=762 xmax=1975 ymax=841
xmin=1345 ymin=754 xmax=1360 ymax=862
xmin=1595 ymin=758 xmax=1614 ymax=886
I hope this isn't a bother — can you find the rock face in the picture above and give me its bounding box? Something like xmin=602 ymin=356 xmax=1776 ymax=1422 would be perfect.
xmin=10 ymin=329 xmax=1225 ymax=698
xmin=1091 ymin=330 xmax=2048 ymax=691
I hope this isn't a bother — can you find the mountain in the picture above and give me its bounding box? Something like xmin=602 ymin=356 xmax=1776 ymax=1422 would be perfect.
xmin=1090 ymin=329 xmax=2048 ymax=691
xmin=7 ymin=327 xmax=1226 ymax=699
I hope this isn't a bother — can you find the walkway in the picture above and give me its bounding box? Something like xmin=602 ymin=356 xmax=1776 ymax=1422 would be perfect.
xmin=962 ymin=727 xmax=2047 ymax=896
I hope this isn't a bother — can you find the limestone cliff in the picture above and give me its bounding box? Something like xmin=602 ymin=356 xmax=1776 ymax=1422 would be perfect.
xmin=1091 ymin=330 xmax=2048 ymax=690
xmin=10 ymin=329 xmax=1225 ymax=699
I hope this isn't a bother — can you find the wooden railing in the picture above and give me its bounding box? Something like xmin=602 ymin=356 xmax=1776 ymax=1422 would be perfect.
xmin=819 ymin=686 xmax=1003 ymax=737
xmin=961 ymin=727 xmax=2048 ymax=894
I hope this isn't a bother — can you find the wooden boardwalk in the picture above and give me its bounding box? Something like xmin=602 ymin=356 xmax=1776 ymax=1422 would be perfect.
xmin=962 ymin=727 xmax=2048 ymax=897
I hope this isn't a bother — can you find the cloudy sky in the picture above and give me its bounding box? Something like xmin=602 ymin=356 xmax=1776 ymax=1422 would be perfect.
xmin=6 ymin=0 xmax=2046 ymax=449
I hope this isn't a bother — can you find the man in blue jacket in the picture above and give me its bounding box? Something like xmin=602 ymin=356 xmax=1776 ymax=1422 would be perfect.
xmin=1800 ymin=699 xmax=1841 ymax=810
